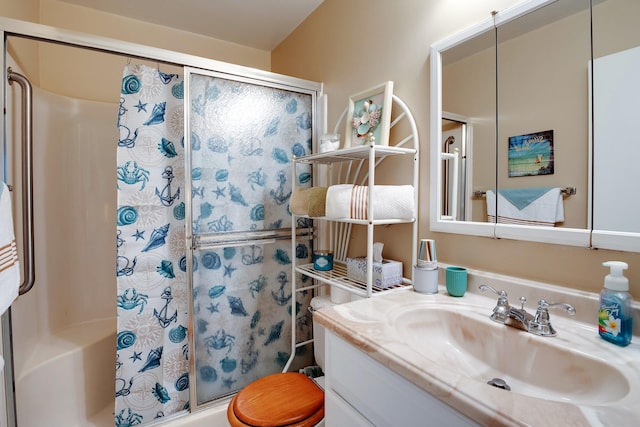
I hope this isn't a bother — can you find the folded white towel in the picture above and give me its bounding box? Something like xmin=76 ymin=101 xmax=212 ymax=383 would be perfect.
xmin=0 ymin=182 xmax=19 ymax=316
xmin=325 ymin=184 xmax=415 ymax=220
xmin=487 ymin=187 xmax=564 ymax=226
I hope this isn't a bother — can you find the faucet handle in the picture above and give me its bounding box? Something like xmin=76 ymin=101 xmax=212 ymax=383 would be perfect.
xmin=519 ymin=296 xmax=527 ymax=310
xmin=529 ymin=299 xmax=576 ymax=337
xmin=478 ymin=284 xmax=507 ymax=298
xmin=538 ymin=299 xmax=576 ymax=315
xmin=478 ymin=285 xmax=510 ymax=323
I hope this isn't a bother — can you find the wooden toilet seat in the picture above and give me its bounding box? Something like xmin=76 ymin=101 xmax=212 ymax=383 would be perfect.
xmin=227 ymin=372 xmax=324 ymax=427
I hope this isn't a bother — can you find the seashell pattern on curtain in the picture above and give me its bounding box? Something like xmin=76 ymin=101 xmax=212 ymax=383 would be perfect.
xmin=115 ymin=64 xmax=189 ymax=425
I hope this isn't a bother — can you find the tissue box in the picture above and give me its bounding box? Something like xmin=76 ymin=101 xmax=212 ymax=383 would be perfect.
xmin=346 ymin=257 xmax=403 ymax=289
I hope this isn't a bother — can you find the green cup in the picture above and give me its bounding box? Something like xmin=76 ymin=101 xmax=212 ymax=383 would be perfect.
xmin=446 ymin=266 xmax=467 ymax=297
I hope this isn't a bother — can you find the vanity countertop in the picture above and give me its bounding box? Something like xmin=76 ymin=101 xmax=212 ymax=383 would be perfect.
xmin=315 ymin=274 xmax=640 ymax=427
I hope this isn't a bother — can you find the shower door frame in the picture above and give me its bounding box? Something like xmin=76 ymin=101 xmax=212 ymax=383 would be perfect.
xmin=183 ymin=66 xmax=319 ymax=407
xmin=1 ymin=16 xmax=322 ymax=426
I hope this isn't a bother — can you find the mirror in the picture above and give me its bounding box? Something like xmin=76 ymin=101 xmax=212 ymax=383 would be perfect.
xmin=591 ymin=0 xmax=640 ymax=251
xmin=430 ymin=10 xmax=496 ymax=239
xmin=496 ymin=0 xmax=591 ymax=230
xmin=430 ymin=0 xmax=640 ymax=249
xmin=439 ymin=19 xmax=495 ymax=226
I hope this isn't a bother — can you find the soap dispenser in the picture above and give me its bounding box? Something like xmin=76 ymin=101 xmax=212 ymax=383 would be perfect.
xmin=599 ymin=261 xmax=633 ymax=347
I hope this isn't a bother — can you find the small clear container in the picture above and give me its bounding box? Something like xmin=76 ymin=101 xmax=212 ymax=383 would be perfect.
xmin=319 ymin=133 xmax=340 ymax=153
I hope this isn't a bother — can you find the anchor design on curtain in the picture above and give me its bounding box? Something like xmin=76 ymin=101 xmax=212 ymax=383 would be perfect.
xmin=115 ymin=64 xmax=189 ymax=426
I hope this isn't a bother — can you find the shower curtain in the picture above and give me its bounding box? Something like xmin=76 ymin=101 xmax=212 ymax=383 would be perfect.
xmin=115 ymin=65 xmax=314 ymax=425
xmin=115 ymin=64 xmax=189 ymax=425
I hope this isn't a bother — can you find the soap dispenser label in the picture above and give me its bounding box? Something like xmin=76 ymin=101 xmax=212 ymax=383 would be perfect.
xmin=599 ymin=303 xmax=621 ymax=337
xmin=598 ymin=304 xmax=620 ymax=335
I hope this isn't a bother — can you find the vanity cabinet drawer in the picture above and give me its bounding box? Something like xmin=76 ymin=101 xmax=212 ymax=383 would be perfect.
xmin=325 ymin=388 xmax=374 ymax=427
xmin=325 ymin=331 xmax=478 ymax=427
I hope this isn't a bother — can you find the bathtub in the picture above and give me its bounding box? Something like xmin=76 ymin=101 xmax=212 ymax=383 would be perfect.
xmin=155 ymin=402 xmax=231 ymax=427
xmin=14 ymin=318 xmax=116 ymax=427
xmin=155 ymin=397 xmax=326 ymax=427
xmin=13 ymin=312 xmax=232 ymax=427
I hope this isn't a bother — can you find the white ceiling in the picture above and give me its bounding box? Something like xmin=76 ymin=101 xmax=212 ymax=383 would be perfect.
xmin=59 ymin=0 xmax=325 ymax=51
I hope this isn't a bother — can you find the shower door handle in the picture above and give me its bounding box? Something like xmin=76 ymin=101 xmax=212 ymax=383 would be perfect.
xmin=193 ymin=227 xmax=314 ymax=250
xmin=7 ymin=68 xmax=35 ymax=295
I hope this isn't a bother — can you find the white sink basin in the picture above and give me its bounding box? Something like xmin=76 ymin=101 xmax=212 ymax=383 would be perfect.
xmin=391 ymin=305 xmax=630 ymax=405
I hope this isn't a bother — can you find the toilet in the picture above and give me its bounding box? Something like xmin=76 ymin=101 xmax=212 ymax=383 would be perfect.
xmin=227 ymin=296 xmax=331 ymax=427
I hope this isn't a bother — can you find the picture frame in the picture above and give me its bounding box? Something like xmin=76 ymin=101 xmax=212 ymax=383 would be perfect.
xmin=344 ymin=81 xmax=394 ymax=147
xmin=508 ymin=129 xmax=554 ymax=177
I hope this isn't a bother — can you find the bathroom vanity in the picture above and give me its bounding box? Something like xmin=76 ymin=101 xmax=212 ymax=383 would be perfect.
xmin=316 ymin=267 xmax=640 ymax=426
xmin=324 ymin=331 xmax=477 ymax=426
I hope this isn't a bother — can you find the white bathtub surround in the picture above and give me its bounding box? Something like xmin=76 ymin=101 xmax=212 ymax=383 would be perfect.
xmin=14 ymin=319 xmax=115 ymax=427
xmin=150 ymin=400 xmax=231 ymax=427
xmin=8 ymin=66 xmax=119 ymax=427
xmin=315 ymin=267 xmax=640 ymax=426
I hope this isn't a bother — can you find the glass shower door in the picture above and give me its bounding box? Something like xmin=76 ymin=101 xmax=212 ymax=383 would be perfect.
xmin=184 ymin=69 xmax=316 ymax=406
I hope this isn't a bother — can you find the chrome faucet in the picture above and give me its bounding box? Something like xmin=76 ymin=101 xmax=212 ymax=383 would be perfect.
xmin=479 ymin=285 xmax=576 ymax=337
xmin=505 ymin=296 xmax=533 ymax=332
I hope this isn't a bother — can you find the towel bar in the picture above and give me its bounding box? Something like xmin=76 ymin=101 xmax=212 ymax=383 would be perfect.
xmin=473 ymin=187 xmax=576 ymax=198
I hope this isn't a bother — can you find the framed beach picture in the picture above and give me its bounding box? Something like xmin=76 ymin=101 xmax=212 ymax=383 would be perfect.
xmin=344 ymin=81 xmax=393 ymax=147
xmin=508 ymin=130 xmax=554 ymax=177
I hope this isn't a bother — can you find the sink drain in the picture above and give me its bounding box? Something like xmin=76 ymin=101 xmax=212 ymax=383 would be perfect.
xmin=487 ymin=378 xmax=511 ymax=391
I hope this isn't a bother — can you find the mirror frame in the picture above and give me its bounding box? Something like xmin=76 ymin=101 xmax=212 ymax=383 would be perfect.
xmin=430 ymin=0 xmax=595 ymax=248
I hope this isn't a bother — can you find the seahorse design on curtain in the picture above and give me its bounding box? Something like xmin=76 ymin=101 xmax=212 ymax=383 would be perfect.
xmin=115 ymin=64 xmax=189 ymax=426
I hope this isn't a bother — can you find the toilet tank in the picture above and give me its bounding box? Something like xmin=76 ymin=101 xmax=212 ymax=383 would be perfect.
xmin=310 ymin=296 xmax=334 ymax=370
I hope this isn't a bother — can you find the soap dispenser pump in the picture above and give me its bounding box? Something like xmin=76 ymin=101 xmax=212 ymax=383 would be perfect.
xmin=598 ymin=261 xmax=633 ymax=347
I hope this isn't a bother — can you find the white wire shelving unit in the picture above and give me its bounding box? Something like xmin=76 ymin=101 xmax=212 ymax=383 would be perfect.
xmin=292 ymin=95 xmax=419 ymax=297
xmin=284 ymin=94 xmax=419 ymax=372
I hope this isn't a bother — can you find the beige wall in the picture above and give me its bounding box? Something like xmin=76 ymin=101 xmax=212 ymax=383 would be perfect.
xmin=0 ymin=0 xmax=38 ymax=21
xmin=3 ymin=0 xmax=271 ymax=103
xmin=273 ymin=0 xmax=640 ymax=295
xmin=0 ymin=0 xmax=40 ymax=83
